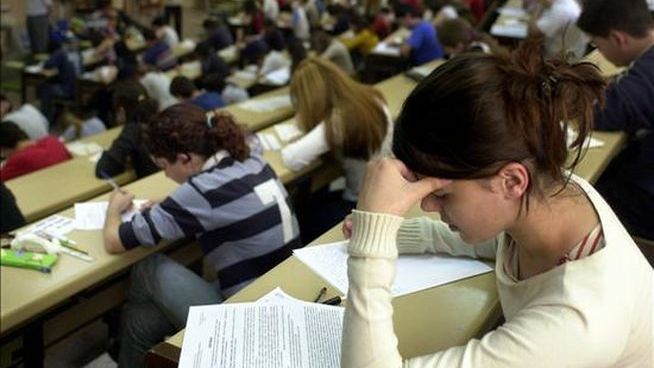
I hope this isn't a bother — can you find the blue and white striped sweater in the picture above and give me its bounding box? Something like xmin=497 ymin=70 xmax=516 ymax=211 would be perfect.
xmin=119 ymin=152 xmax=300 ymax=296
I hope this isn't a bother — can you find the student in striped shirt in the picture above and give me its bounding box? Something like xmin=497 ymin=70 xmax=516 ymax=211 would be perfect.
xmin=102 ymin=104 xmax=300 ymax=368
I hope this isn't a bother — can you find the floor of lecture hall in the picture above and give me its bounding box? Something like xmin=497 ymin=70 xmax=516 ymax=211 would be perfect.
xmin=23 ymin=4 xmax=206 ymax=367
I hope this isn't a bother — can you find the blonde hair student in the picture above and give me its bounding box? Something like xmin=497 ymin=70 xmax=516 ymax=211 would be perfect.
xmin=282 ymin=56 xmax=392 ymax=202
xmin=340 ymin=39 xmax=653 ymax=367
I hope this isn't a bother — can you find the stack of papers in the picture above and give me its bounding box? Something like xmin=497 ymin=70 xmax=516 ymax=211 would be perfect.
xmin=273 ymin=122 xmax=302 ymax=142
xmin=66 ymin=141 xmax=103 ymax=156
xmin=239 ymin=95 xmax=292 ymax=112
xmin=179 ymin=288 xmax=344 ymax=368
xmin=27 ymin=215 xmax=76 ymax=237
xmin=261 ymin=67 xmax=290 ymax=86
xmin=294 ymin=241 xmax=493 ymax=297
xmin=372 ymin=42 xmax=401 ymax=56
xmin=74 ymin=200 xmax=148 ymax=230
xmin=566 ymin=127 xmax=605 ymax=149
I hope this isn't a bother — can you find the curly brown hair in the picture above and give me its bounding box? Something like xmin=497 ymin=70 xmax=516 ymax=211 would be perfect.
xmin=143 ymin=103 xmax=250 ymax=162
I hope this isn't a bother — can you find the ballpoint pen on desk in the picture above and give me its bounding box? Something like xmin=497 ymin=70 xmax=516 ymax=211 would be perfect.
xmin=314 ymin=287 xmax=327 ymax=303
xmin=34 ymin=231 xmax=95 ymax=263
xmin=321 ymin=296 xmax=342 ymax=306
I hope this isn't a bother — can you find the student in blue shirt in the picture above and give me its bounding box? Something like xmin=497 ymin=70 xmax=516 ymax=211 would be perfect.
xmin=577 ymin=0 xmax=654 ymax=239
xmin=169 ymin=75 xmax=225 ymax=111
xmin=142 ymin=29 xmax=176 ymax=70
xmin=396 ymin=4 xmax=444 ymax=65
xmin=200 ymin=18 xmax=233 ymax=52
xmin=37 ymin=39 xmax=81 ymax=122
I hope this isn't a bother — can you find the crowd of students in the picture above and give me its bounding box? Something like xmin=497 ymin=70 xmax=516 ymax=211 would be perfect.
xmin=1 ymin=0 xmax=652 ymax=367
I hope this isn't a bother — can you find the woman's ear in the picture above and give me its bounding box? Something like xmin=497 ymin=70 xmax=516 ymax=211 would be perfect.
xmin=498 ymin=162 xmax=529 ymax=199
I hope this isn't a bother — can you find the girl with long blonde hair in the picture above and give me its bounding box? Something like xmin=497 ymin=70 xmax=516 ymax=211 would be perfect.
xmin=282 ymin=56 xmax=392 ymax=240
xmin=283 ymin=57 xmax=391 ymax=197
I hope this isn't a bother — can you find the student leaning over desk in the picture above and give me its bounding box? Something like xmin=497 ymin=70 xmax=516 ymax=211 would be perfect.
xmin=340 ymin=39 xmax=653 ymax=367
xmin=95 ymin=80 xmax=159 ymax=179
xmin=281 ymin=57 xmax=392 ymax=240
xmin=577 ymin=0 xmax=654 ymax=240
xmin=102 ymin=104 xmax=300 ymax=368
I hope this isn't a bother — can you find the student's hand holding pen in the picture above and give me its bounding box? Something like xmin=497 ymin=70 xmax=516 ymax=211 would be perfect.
xmin=107 ymin=189 xmax=136 ymax=215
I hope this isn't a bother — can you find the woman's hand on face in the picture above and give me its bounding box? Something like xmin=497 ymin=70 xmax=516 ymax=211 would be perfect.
xmin=356 ymin=158 xmax=451 ymax=217
xmin=342 ymin=214 xmax=353 ymax=239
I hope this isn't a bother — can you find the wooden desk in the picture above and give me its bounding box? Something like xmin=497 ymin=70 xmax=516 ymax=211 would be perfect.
xmin=223 ymin=86 xmax=293 ymax=132
xmin=0 ymin=172 xmax=203 ymax=368
xmin=376 ymin=59 xmax=445 ymax=119
xmin=149 ymin=205 xmax=500 ymax=367
xmin=4 ymin=159 xmax=136 ymax=224
xmin=5 ymin=128 xmax=132 ymax=223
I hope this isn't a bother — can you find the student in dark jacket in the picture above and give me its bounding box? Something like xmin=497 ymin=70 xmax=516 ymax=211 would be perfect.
xmin=577 ymin=0 xmax=654 ymax=239
xmin=0 ymin=182 xmax=25 ymax=233
xmin=195 ymin=42 xmax=229 ymax=80
xmin=95 ymin=81 xmax=159 ymax=179
xmin=200 ymin=18 xmax=233 ymax=52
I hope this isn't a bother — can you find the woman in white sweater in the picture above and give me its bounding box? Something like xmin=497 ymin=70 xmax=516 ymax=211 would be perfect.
xmin=341 ymin=40 xmax=653 ymax=367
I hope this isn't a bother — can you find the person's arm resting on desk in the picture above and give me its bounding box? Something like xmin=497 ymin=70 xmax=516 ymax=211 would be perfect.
xmin=103 ymin=189 xmax=134 ymax=254
xmin=104 ymin=181 xmax=209 ymax=254
xmin=281 ymin=121 xmax=330 ymax=171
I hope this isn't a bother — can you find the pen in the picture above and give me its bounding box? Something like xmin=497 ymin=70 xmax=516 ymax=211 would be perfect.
xmin=314 ymin=287 xmax=327 ymax=303
xmin=99 ymin=170 xmax=124 ymax=193
xmin=321 ymin=296 xmax=342 ymax=306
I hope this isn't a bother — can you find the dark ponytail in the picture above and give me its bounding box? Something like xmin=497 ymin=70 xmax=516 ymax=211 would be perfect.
xmin=393 ymin=37 xmax=606 ymax=206
xmin=144 ymin=103 xmax=250 ymax=163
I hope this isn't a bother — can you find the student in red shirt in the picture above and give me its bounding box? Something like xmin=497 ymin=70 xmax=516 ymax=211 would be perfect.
xmin=0 ymin=121 xmax=71 ymax=181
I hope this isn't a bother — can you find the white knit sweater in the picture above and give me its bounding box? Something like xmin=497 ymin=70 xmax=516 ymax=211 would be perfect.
xmin=341 ymin=175 xmax=653 ymax=368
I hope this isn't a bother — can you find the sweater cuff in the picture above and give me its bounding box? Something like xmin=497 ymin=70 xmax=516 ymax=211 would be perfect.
xmin=396 ymin=217 xmax=428 ymax=253
xmin=349 ymin=210 xmax=403 ymax=259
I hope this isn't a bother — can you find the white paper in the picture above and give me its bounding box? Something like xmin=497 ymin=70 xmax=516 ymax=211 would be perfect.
xmin=28 ymin=215 xmax=76 ymax=237
xmin=179 ymin=301 xmax=343 ymax=368
xmin=239 ymin=95 xmax=292 ymax=112
xmin=257 ymin=132 xmax=282 ymax=151
xmin=256 ymin=287 xmax=304 ymax=304
xmin=179 ymin=61 xmax=201 ymax=79
xmin=74 ymin=200 xmax=148 ymax=230
xmin=566 ymin=127 xmax=604 ymax=149
xmin=178 ymin=39 xmax=197 ymax=51
xmin=273 ymin=122 xmax=302 ymax=142
xmin=219 ymin=45 xmax=238 ymax=64
xmin=497 ymin=6 xmax=527 ymax=18
xmin=232 ymin=70 xmax=258 ymax=82
xmin=490 ymin=23 xmax=528 ymax=38
xmin=261 ymin=67 xmax=290 ymax=86
xmin=372 ymin=42 xmax=401 ymax=56
xmin=25 ymin=63 xmax=44 ymax=73
xmin=66 ymin=141 xmax=103 ymax=156
xmin=294 ymin=241 xmax=493 ymax=297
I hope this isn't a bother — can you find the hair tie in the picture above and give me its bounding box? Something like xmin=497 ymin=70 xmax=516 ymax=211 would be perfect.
xmin=206 ymin=114 xmax=214 ymax=128
xmin=541 ymin=75 xmax=558 ymax=96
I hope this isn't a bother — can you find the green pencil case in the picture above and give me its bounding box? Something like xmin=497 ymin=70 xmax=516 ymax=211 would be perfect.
xmin=0 ymin=248 xmax=58 ymax=273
